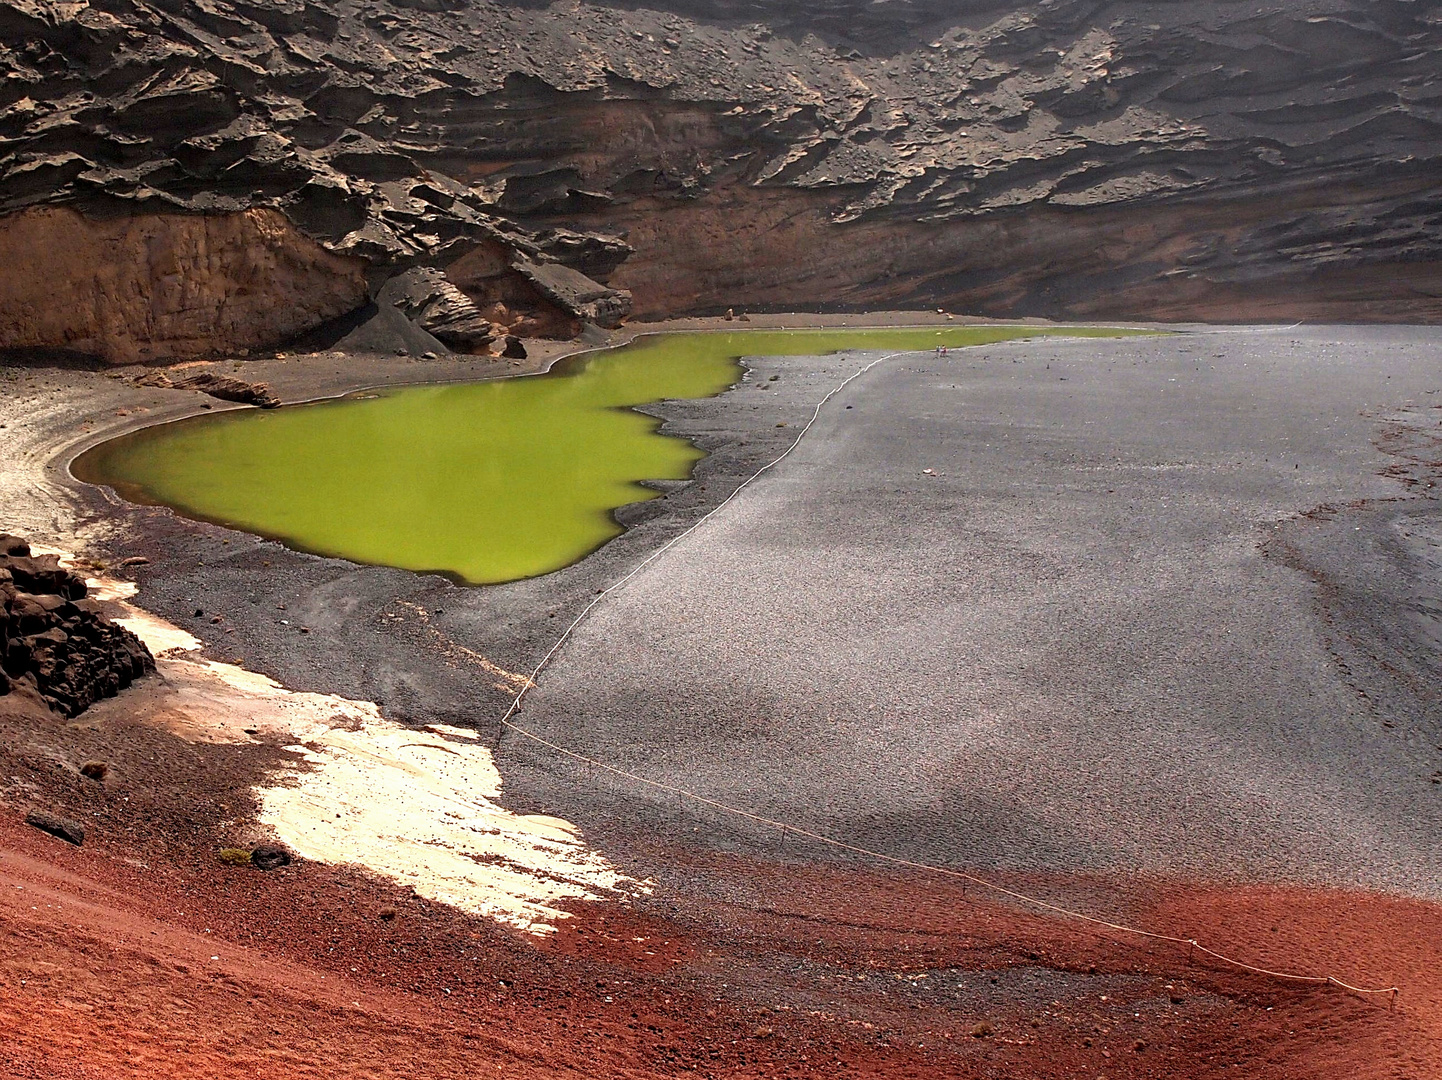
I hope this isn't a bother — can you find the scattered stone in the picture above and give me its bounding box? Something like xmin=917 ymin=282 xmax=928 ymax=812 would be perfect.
xmin=25 ymin=810 xmax=85 ymax=846
xmin=971 ymin=1021 xmax=995 ymax=1038
xmin=502 ymin=336 xmax=527 ymax=360
xmin=180 ymin=373 xmax=281 ymax=409
xmin=79 ymin=760 xmax=108 ymax=781
xmin=250 ymin=845 xmax=292 ymax=871
xmin=117 ymin=556 xmax=150 ymax=567
xmin=218 ymin=848 xmax=254 ymax=866
xmin=377 ymin=906 xmax=398 ymax=921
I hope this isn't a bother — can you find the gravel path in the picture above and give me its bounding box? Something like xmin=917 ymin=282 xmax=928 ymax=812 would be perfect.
xmin=504 ymin=325 xmax=1442 ymax=896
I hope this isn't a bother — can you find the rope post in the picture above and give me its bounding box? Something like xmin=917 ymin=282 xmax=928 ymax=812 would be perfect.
xmin=1187 ymin=940 xmax=1196 ymax=966
xmin=1391 ymin=989 xmax=1398 ymax=1013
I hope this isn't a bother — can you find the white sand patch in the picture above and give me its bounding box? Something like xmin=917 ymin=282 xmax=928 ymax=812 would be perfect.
xmin=115 ymin=606 xmax=204 ymax=658
xmin=31 ymin=545 xmax=202 ymax=655
xmin=38 ymin=546 xmax=642 ymax=933
xmin=257 ymin=720 xmax=644 ymax=934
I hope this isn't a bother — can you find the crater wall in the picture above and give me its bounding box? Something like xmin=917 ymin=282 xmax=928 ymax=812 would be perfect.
xmin=0 ymin=0 xmax=1438 ymax=359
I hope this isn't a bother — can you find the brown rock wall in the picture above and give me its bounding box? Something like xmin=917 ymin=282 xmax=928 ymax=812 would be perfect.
xmin=0 ymin=207 xmax=367 ymax=364
xmin=597 ymin=175 xmax=1442 ymax=324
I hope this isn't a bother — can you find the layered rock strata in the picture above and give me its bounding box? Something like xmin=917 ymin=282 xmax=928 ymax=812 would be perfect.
xmin=0 ymin=534 xmax=155 ymax=717
xmin=133 ymin=368 xmax=281 ymax=407
xmin=0 ymin=0 xmax=1437 ymax=359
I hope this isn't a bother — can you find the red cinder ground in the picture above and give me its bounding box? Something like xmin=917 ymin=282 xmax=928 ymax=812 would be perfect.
xmin=1 ymin=817 xmax=1433 ymax=1079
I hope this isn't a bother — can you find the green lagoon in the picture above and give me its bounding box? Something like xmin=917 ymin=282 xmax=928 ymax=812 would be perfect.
xmin=74 ymin=326 xmax=1148 ymax=584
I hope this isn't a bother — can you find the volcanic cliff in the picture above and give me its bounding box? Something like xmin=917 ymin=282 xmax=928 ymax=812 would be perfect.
xmin=0 ymin=0 xmax=1439 ymax=360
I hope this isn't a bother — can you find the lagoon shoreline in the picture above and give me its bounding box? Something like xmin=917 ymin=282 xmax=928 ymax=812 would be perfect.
xmin=3 ymin=318 xmax=1440 ymax=1077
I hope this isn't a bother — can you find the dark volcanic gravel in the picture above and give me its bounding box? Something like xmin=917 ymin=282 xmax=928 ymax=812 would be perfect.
xmin=498 ymin=326 xmax=1442 ymax=897
xmin=6 ymin=325 xmax=1441 ymax=900
xmin=3 ymin=324 xmax=1441 ymax=1078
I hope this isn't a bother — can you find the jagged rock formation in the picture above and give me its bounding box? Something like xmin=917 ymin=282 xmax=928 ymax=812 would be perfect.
xmin=0 ymin=0 xmax=1438 ymax=359
xmin=0 ymin=534 xmax=155 ymax=718
xmin=380 ymin=267 xmax=499 ymax=352
xmin=134 ymin=367 xmax=281 ymax=406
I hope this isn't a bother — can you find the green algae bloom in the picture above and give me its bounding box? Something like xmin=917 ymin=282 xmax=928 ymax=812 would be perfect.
xmin=74 ymin=325 xmax=1148 ymax=584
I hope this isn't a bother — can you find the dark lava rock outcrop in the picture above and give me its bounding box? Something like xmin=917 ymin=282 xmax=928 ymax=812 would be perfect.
xmin=1 ymin=534 xmax=155 ymax=718
xmin=24 ymin=807 xmax=85 ymax=845
xmin=0 ymin=0 xmax=1438 ymax=359
xmin=380 ymin=267 xmax=500 ymax=353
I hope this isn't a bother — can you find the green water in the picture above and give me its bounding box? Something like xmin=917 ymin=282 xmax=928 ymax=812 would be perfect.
xmin=74 ymin=325 xmax=1149 ymax=584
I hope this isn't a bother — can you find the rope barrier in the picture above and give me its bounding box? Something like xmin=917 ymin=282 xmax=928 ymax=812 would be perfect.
xmin=1186 ymin=321 xmax=1306 ymax=336
xmin=489 ymin=340 xmax=1400 ymax=1006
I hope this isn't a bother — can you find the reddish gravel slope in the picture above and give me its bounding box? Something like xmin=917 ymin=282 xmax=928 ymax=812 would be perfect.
xmin=1 ymin=816 xmax=1434 ymax=1079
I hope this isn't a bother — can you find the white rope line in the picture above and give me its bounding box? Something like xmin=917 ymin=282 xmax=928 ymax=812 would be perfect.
xmin=492 ymin=341 xmax=1400 ymax=1005
xmin=498 ymin=348 xmax=905 ymax=727
xmin=1185 ymin=321 xmax=1305 ymax=335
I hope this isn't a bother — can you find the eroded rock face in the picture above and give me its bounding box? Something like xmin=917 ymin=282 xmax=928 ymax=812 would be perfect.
xmin=0 ymin=535 xmax=155 ymax=719
xmin=381 ymin=267 xmax=500 ymax=353
xmin=0 ymin=207 xmax=367 ymax=364
xmin=0 ymin=0 xmax=1437 ymax=339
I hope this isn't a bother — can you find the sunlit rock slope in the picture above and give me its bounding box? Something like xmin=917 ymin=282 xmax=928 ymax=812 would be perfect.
xmin=1 ymin=0 xmax=1439 ymax=359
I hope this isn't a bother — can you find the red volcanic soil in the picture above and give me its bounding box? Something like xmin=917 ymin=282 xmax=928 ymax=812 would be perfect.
xmin=1 ymin=813 xmax=1434 ymax=1080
